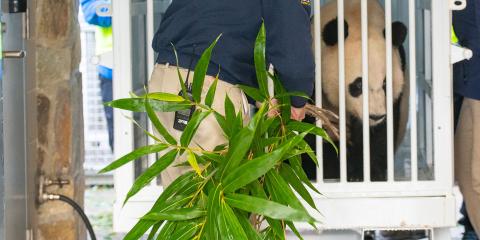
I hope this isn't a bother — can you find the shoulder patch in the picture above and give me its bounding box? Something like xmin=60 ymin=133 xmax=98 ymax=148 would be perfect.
xmin=301 ymin=0 xmax=311 ymax=6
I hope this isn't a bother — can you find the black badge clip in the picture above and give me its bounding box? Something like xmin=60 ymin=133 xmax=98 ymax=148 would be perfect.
xmin=173 ymin=86 xmax=196 ymax=131
xmin=173 ymin=44 xmax=197 ymax=131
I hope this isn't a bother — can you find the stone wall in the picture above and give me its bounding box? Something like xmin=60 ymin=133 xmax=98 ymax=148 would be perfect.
xmin=33 ymin=0 xmax=85 ymax=239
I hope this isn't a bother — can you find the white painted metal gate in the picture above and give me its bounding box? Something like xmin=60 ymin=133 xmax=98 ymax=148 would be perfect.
xmin=112 ymin=0 xmax=459 ymax=238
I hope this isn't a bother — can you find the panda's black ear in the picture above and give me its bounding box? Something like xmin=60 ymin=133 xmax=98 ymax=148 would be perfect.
xmin=322 ymin=18 xmax=349 ymax=46
xmin=383 ymin=21 xmax=407 ymax=47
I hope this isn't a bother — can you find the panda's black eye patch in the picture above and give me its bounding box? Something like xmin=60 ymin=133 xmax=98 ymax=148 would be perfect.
xmin=349 ymin=77 xmax=363 ymax=98
xmin=322 ymin=18 xmax=349 ymax=46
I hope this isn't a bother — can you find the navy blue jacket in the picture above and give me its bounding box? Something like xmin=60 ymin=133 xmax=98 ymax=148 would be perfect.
xmin=152 ymin=0 xmax=314 ymax=107
xmin=453 ymin=0 xmax=480 ymax=100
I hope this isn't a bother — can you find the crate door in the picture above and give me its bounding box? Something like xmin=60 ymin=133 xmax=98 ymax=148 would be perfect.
xmin=112 ymin=0 xmax=172 ymax=233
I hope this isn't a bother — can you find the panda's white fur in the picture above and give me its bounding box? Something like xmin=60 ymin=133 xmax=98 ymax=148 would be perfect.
xmin=320 ymin=0 xmax=406 ymax=127
xmin=314 ymin=0 xmax=409 ymax=181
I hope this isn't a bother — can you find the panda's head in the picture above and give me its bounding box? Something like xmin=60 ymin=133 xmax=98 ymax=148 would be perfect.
xmin=320 ymin=0 xmax=407 ymax=127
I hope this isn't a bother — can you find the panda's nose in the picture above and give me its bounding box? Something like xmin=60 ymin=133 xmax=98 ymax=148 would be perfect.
xmin=370 ymin=114 xmax=386 ymax=121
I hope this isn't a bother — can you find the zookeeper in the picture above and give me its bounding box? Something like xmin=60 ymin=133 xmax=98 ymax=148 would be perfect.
xmin=149 ymin=0 xmax=315 ymax=186
xmin=81 ymin=0 xmax=115 ymax=151
xmin=452 ymin=0 xmax=480 ymax=238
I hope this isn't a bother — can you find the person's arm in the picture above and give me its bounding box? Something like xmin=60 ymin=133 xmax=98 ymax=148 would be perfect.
xmin=262 ymin=0 xmax=315 ymax=108
xmin=81 ymin=0 xmax=112 ymax=27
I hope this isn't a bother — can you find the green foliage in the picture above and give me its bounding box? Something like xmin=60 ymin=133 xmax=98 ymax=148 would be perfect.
xmin=101 ymin=23 xmax=333 ymax=239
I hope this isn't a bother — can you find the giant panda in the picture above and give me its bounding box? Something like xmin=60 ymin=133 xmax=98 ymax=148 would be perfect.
xmin=304 ymin=0 xmax=409 ymax=182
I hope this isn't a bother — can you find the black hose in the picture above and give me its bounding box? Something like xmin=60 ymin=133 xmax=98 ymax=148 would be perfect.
xmin=57 ymin=194 xmax=97 ymax=240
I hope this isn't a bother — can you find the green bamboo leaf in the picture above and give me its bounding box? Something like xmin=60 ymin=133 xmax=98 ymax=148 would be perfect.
xmin=129 ymin=91 xmax=140 ymax=98
xmin=236 ymin=212 xmax=263 ymax=240
xmin=286 ymin=121 xmax=336 ymax=152
xmin=174 ymin=152 xmax=208 ymax=168
xmin=206 ymin=185 xmax=222 ymax=239
xmin=99 ymin=144 xmax=168 ymax=173
xmin=213 ymin=112 xmax=229 ymax=137
xmin=288 ymin=156 xmax=320 ymax=194
xmin=265 ymin=171 xmax=307 ymax=213
xmin=249 ymin=180 xmax=268 ymax=199
xmin=202 ymin=152 xmax=224 ymax=164
xmin=254 ymin=23 xmax=269 ymax=97
xmin=220 ymin=127 xmax=254 ymax=177
xmin=124 ymin=172 xmax=197 ymax=239
xmin=124 ymin=150 xmax=178 ymax=204
xmin=192 ymin=34 xmax=222 ymax=103
xmin=237 ymin=84 xmax=266 ymax=103
xmin=172 ymin=44 xmax=188 ymax=97
xmin=260 ymin=116 xmax=280 ymax=136
xmin=263 ymin=224 xmax=285 ymax=240
xmin=225 ymin=194 xmax=316 ymax=222
xmin=219 ymin=203 xmax=249 ymax=240
xmin=282 ymin=148 xmax=313 ymax=161
xmin=286 ymin=221 xmax=304 ymax=240
xmin=169 ymin=221 xmax=200 ymax=240
xmin=299 ymin=139 xmax=318 ymax=165
xmin=205 ymin=73 xmax=219 ymax=107
xmin=146 ymin=222 xmax=161 ymax=240
xmin=155 ymin=172 xmax=197 ymax=208
xmin=145 ymin=96 xmax=177 ymax=145
xmin=106 ymin=98 xmax=192 ymax=112
xmin=259 ymin=137 xmax=282 ymax=149
xmin=156 ymin=221 xmax=176 ymax=240
xmin=144 ymin=92 xmax=186 ymax=102
xmin=224 ymin=95 xmax=236 ymax=133
xmin=223 ymin=132 xmax=308 ymax=193
xmin=280 ymin=164 xmax=318 ymax=211
xmin=270 ymin=72 xmax=291 ymax=121
xmin=248 ymin=184 xmax=285 ymax=239
xmin=187 ymin=150 xmax=203 ymax=176
xmin=142 ymin=207 xmax=205 ymax=221
xmin=180 ymin=110 xmax=211 ymax=147
xmin=220 ymin=102 xmax=268 ymax=178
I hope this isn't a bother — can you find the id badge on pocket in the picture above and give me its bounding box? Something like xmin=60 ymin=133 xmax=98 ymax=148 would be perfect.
xmin=173 ymin=89 xmax=196 ymax=131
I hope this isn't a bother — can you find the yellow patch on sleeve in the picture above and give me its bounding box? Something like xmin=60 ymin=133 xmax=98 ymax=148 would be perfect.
xmin=301 ymin=0 xmax=311 ymax=6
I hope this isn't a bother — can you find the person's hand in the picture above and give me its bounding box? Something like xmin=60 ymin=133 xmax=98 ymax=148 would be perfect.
xmin=257 ymin=99 xmax=306 ymax=121
xmin=256 ymin=99 xmax=280 ymax=118
xmin=291 ymin=106 xmax=306 ymax=121
xmin=267 ymin=98 xmax=280 ymax=118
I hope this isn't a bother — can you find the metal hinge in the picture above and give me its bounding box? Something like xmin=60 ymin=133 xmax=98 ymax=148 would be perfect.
xmin=451 ymin=44 xmax=473 ymax=64
xmin=450 ymin=0 xmax=466 ymax=11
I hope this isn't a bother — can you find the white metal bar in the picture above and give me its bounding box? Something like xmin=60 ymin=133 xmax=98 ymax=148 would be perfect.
xmin=385 ymin=0 xmax=394 ymax=182
xmin=307 ymin=196 xmax=456 ymax=230
xmin=409 ymin=0 xmax=418 ymax=182
xmin=112 ymin=0 xmax=135 ymax=232
xmin=146 ymin=0 xmax=157 ymax=187
xmin=314 ymin=0 xmax=324 ymax=183
xmin=337 ymin=0 xmax=347 ymax=183
xmin=315 ymin=180 xmax=447 ymax=197
xmin=361 ymin=0 xmax=370 ymax=182
xmin=147 ymin=0 xmax=155 ymax=76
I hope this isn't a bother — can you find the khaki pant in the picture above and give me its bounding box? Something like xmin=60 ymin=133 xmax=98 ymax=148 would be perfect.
xmin=455 ymin=98 xmax=480 ymax=235
xmin=149 ymin=64 xmax=250 ymax=187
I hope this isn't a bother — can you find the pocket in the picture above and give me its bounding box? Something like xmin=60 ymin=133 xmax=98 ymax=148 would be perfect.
xmin=226 ymin=85 xmax=250 ymax=119
xmin=148 ymin=64 xmax=167 ymax=93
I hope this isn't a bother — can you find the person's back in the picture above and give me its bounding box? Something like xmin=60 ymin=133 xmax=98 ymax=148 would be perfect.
xmin=149 ymin=0 xmax=314 ymax=186
xmin=153 ymin=0 xmax=314 ymax=107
